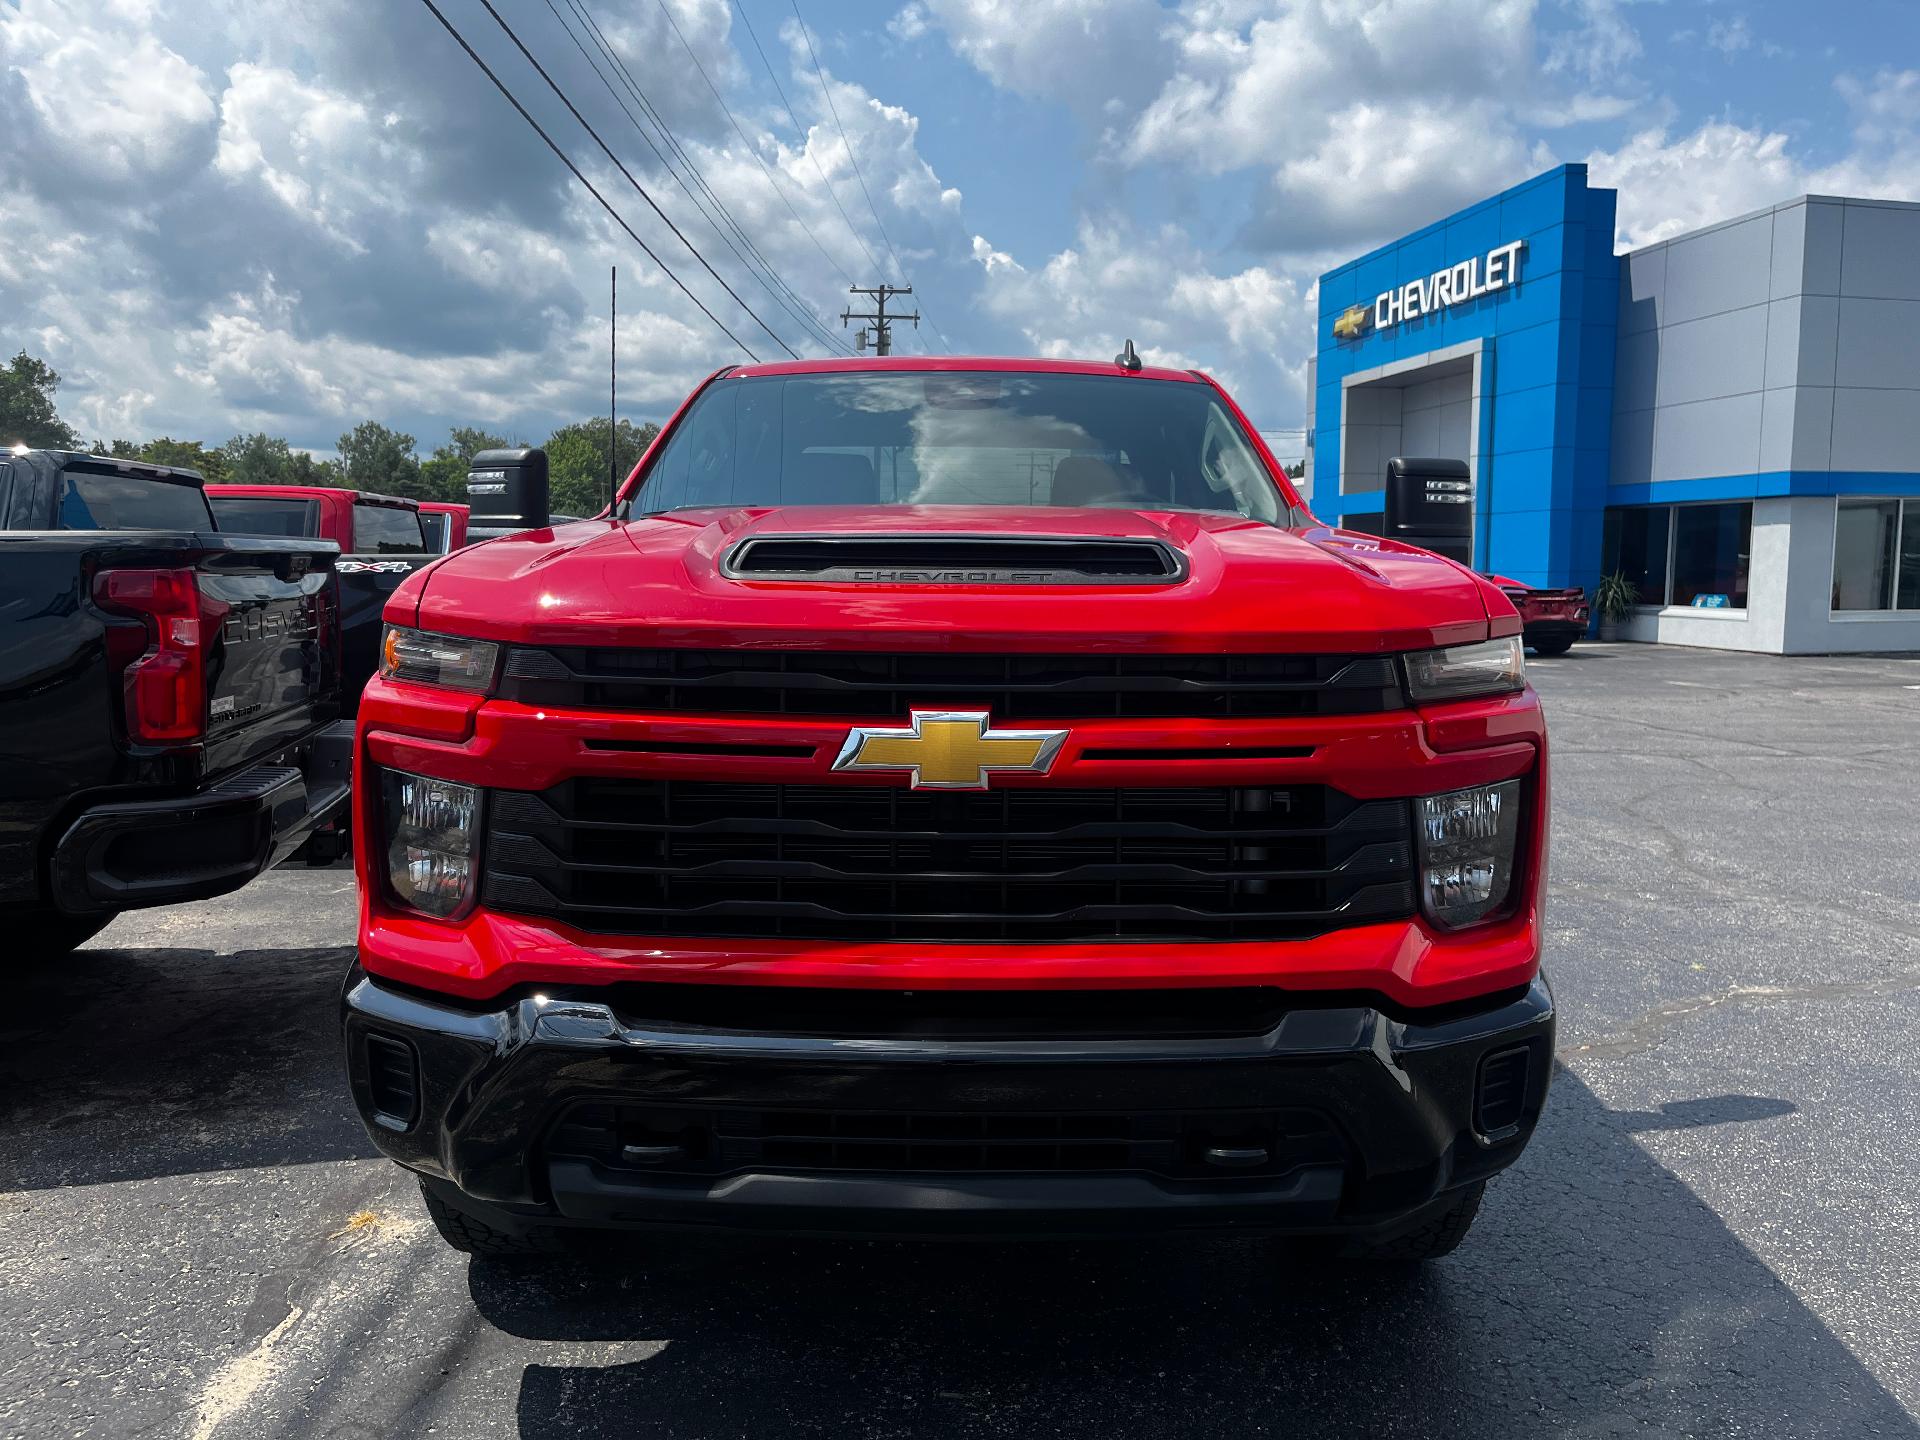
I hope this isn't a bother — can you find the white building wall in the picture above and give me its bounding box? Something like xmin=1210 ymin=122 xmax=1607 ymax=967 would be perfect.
xmin=1612 ymin=194 xmax=1920 ymax=653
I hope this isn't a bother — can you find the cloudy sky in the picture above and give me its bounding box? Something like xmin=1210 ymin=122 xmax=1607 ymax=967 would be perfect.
xmin=3 ymin=0 xmax=1917 ymax=461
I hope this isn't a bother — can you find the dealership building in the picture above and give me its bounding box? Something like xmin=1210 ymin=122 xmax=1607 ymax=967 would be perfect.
xmin=1303 ymin=163 xmax=1920 ymax=652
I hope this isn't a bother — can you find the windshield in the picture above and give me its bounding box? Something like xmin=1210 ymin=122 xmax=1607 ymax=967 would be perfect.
xmin=631 ymin=372 xmax=1285 ymax=522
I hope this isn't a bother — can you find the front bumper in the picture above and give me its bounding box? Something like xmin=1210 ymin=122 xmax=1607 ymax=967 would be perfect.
xmin=50 ymin=719 xmax=354 ymax=914
xmin=343 ymin=969 xmax=1554 ymax=1239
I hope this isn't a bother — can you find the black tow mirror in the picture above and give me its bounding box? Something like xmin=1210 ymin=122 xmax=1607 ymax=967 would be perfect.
xmin=466 ymin=448 xmax=550 ymax=536
xmin=1384 ymin=456 xmax=1473 ymax=565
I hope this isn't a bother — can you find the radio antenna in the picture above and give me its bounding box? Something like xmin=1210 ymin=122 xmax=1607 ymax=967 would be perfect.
xmin=609 ymin=264 xmax=617 ymax=512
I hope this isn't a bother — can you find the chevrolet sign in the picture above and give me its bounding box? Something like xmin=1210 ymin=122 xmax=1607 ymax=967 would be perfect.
xmin=1373 ymin=240 xmax=1526 ymax=331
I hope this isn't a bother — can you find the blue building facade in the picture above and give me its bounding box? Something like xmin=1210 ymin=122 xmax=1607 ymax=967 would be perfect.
xmin=1309 ymin=165 xmax=1619 ymax=593
xmin=1305 ymin=165 xmax=1920 ymax=652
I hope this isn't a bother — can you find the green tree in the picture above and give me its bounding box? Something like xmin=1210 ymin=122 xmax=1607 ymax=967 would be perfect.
xmin=336 ymin=421 xmax=422 ymax=496
xmin=220 ymin=432 xmax=301 ymax=485
xmin=288 ymin=450 xmax=346 ymax=486
xmin=543 ymin=417 xmax=659 ymax=517
xmin=138 ymin=437 xmax=229 ymax=483
xmin=420 ymin=426 xmax=515 ymax=502
xmin=1 ymin=351 xmax=82 ymax=449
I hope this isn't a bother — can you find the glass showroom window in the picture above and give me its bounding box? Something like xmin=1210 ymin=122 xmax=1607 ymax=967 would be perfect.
xmin=1603 ymin=503 xmax=1751 ymax=608
xmin=1601 ymin=507 xmax=1672 ymax=605
xmin=1833 ymin=498 xmax=1920 ymax=611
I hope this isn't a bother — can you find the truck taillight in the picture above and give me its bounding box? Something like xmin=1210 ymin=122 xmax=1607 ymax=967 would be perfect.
xmin=94 ymin=567 xmax=208 ymax=745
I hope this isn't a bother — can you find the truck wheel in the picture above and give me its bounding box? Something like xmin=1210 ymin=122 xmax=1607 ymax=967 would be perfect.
xmin=418 ymin=1179 xmax=562 ymax=1257
xmin=20 ymin=909 xmax=112 ymax=958
xmin=1344 ymin=1181 xmax=1485 ymax=1262
xmin=1528 ymin=636 xmax=1574 ymax=657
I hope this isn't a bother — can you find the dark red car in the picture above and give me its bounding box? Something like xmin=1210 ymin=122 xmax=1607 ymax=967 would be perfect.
xmin=342 ymin=356 xmax=1554 ymax=1263
xmin=1485 ymin=575 xmax=1590 ymax=656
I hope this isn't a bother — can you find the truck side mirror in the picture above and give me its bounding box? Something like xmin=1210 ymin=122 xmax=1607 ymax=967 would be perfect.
xmin=466 ymin=448 xmax=550 ymax=535
xmin=1383 ymin=456 xmax=1473 ymax=565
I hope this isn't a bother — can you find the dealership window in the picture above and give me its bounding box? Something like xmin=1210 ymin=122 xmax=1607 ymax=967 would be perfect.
xmin=1833 ymin=498 xmax=1920 ymax=611
xmin=1601 ymin=507 xmax=1672 ymax=606
xmin=1602 ymin=502 xmax=1751 ymax=609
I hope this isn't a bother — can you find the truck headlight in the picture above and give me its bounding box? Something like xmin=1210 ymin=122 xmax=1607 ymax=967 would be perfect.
xmin=381 ymin=768 xmax=483 ymax=918
xmin=1416 ymin=780 xmax=1521 ymax=929
xmin=1405 ymin=636 xmax=1524 ymax=702
xmin=380 ymin=626 xmax=499 ymax=693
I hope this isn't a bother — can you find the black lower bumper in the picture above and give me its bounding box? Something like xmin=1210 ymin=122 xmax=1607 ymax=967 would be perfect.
xmin=1523 ymin=621 xmax=1585 ymax=644
xmin=50 ymin=720 xmax=354 ymax=914
xmin=343 ymin=970 xmax=1555 ymax=1240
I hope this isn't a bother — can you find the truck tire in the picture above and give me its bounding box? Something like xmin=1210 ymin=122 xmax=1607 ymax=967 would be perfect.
xmin=418 ymin=1180 xmax=562 ymax=1257
xmin=20 ymin=909 xmax=112 ymax=958
xmin=1528 ymin=636 xmax=1575 ymax=657
xmin=1344 ymin=1181 xmax=1485 ymax=1262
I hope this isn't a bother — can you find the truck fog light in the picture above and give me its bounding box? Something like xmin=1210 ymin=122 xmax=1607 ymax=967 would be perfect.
xmin=1416 ymin=780 xmax=1521 ymax=929
xmin=381 ymin=768 xmax=483 ymax=918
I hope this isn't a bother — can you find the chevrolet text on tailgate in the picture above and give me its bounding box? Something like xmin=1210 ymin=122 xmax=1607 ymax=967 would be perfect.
xmin=344 ymin=355 xmax=1553 ymax=1262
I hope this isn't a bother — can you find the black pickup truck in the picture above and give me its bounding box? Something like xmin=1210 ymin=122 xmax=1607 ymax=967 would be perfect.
xmin=0 ymin=450 xmax=353 ymax=955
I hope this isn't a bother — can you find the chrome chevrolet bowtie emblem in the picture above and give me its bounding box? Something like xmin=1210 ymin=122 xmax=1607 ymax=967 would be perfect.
xmin=833 ymin=711 xmax=1068 ymax=790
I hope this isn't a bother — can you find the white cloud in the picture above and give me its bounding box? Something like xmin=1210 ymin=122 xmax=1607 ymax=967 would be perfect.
xmin=914 ymin=0 xmax=1168 ymax=122
xmin=970 ymin=218 xmax=1309 ymax=417
xmin=1589 ymin=69 xmax=1920 ymax=248
xmin=1706 ymin=16 xmax=1753 ymax=59
xmin=1543 ymin=0 xmax=1643 ymax=85
xmin=0 ymin=0 xmax=977 ymax=448
xmin=1 ymin=0 xmax=217 ymax=189
xmin=1022 ymin=0 xmax=1543 ymax=248
xmin=888 ymin=3 xmax=930 ymax=43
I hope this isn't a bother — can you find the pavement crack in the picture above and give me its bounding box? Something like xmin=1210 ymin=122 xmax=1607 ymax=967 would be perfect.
xmin=1570 ymin=971 xmax=1920 ymax=1060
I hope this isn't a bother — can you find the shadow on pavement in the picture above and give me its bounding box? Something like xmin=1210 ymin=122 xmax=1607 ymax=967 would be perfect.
xmin=470 ymin=1067 xmax=1906 ymax=1440
xmin=0 ymin=942 xmax=375 ymax=1190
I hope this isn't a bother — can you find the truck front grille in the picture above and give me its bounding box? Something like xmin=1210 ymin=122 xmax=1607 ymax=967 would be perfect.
xmin=497 ymin=647 xmax=1403 ymax=720
xmin=480 ymin=780 xmax=1414 ymax=942
xmin=546 ymin=1102 xmax=1348 ymax=1181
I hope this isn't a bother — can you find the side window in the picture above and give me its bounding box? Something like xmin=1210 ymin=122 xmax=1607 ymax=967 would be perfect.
xmin=638 ymin=382 xmax=740 ymax=511
xmin=0 ymin=462 xmax=12 ymax=527
xmin=352 ymin=503 xmax=427 ymax=553
xmin=1197 ymin=404 xmax=1279 ymax=522
xmin=208 ymin=497 xmax=320 ymax=537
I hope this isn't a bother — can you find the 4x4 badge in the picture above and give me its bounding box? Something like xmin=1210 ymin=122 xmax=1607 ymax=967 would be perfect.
xmin=833 ymin=711 xmax=1068 ymax=791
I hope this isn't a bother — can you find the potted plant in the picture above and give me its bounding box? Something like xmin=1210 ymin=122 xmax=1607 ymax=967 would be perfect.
xmin=1595 ymin=571 xmax=1638 ymax=641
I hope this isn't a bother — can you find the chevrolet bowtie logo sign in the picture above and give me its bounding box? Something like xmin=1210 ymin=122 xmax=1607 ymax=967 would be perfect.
xmin=1333 ymin=303 xmax=1372 ymax=341
xmin=833 ymin=711 xmax=1068 ymax=790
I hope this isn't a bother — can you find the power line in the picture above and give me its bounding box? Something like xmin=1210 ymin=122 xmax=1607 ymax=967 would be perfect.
xmin=789 ymin=0 xmax=949 ymax=354
xmin=543 ymin=0 xmax=847 ymax=355
xmin=651 ymin=0 xmax=860 ymax=344
xmin=733 ymin=0 xmax=880 ymax=282
xmin=561 ymin=0 xmax=845 ymax=355
xmin=415 ymin=0 xmax=761 ymax=361
xmin=477 ymin=0 xmax=801 ymax=359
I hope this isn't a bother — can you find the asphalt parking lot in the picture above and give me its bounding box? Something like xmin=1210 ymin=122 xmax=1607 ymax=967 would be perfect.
xmin=3 ymin=643 xmax=1918 ymax=1440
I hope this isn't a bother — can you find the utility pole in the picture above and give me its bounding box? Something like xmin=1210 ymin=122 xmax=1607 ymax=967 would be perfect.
xmin=841 ymin=284 xmax=918 ymax=356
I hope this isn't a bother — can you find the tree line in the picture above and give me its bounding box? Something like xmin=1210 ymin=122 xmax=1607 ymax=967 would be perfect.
xmin=3 ymin=350 xmax=656 ymax=518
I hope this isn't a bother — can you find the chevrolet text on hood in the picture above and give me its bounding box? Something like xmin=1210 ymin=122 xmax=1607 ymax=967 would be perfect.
xmin=345 ymin=353 xmax=1554 ymax=1263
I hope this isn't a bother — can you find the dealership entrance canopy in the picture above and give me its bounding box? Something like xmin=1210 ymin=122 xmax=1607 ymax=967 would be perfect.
xmin=1304 ymin=164 xmax=1920 ymax=653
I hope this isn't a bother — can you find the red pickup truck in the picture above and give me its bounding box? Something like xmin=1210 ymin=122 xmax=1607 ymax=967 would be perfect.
xmin=206 ymin=486 xmax=434 ymax=711
xmin=343 ymin=356 xmax=1553 ymax=1263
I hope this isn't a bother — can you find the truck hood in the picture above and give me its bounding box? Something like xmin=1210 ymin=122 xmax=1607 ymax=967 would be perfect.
xmin=409 ymin=506 xmax=1501 ymax=653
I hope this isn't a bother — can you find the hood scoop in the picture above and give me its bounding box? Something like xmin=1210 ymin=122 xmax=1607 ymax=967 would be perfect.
xmin=722 ymin=534 xmax=1187 ymax=585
